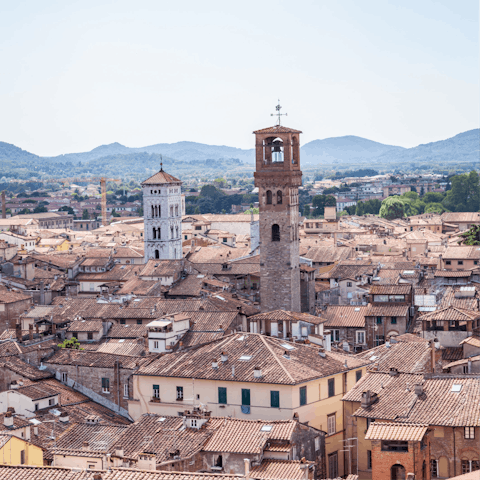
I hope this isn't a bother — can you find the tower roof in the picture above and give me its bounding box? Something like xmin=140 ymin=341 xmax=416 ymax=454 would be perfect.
xmin=142 ymin=170 xmax=182 ymax=185
xmin=253 ymin=125 xmax=302 ymax=135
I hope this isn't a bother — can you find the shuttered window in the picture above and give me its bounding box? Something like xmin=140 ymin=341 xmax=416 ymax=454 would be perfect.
xmin=218 ymin=387 xmax=227 ymax=404
xmin=241 ymin=389 xmax=250 ymax=406
xmin=328 ymin=378 xmax=335 ymax=397
xmin=101 ymin=378 xmax=109 ymax=393
xmin=300 ymin=386 xmax=307 ymax=406
xmin=270 ymin=391 xmax=280 ymax=408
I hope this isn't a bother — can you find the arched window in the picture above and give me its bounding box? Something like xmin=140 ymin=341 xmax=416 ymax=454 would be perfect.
xmin=175 ymin=226 xmax=179 ymax=237
xmin=170 ymin=226 xmax=174 ymax=238
xmin=266 ymin=190 xmax=272 ymax=205
xmin=157 ymin=228 xmax=161 ymax=240
xmin=153 ymin=227 xmax=156 ymax=239
xmin=391 ymin=464 xmax=405 ymax=480
xmin=158 ymin=206 xmax=161 ymax=217
xmin=155 ymin=250 xmax=160 ymax=259
xmin=277 ymin=190 xmax=282 ymax=204
xmin=151 ymin=205 xmax=154 ymax=217
xmin=272 ymin=224 xmax=280 ymax=242
xmin=175 ymin=205 xmax=178 ymax=216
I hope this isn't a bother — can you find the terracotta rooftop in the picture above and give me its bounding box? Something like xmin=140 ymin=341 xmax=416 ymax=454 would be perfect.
xmin=321 ymin=305 xmax=369 ymax=328
xmin=369 ymin=284 xmax=412 ymax=295
xmin=249 ymin=460 xmax=314 ymax=480
xmin=141 ymin=169 xmax=182 ymax=185
xmin=365 ymin=422 xmax=428 ymax=441
xmin=419 ymin=305 xmax=480 ymax=322
xmin=67 ymin=320 xmax=103 ymax=333
xmin=249 ymin=310 xmax=327 ymax=325
xmin=253 ymin=125 xmax=302 ymax=134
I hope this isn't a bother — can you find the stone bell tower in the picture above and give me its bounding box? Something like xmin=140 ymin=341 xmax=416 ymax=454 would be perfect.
xmin=253 ymin=105 xmax=302 ymax=313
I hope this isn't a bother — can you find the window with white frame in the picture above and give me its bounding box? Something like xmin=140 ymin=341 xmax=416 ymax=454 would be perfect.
xmin=124 ymin=384 xmax=129 ymax=398
xmin=330 ymin=330 xmax=340 ymax=342
xmin=153 ymin=384 xmax=160 ymax=398
xmin=465 ymin=427 xmax=475 ymax=439
xmin=61 ymin=372 xmax=68 ymax=383
xmin=431 ymin=459 xmax=438 ymax=478
xmin=327 ymin=413 xmax=336 ymax=436
xmin=315 ymin=436 xmax=320 ymax=451
xmin=356 ymin=330 xmax=366 ymax=344
xmin=176 ymin=386 xmax=183 ymax=400
xmin=153 ymin=341 xmax=159 ymax=349
xmin=102 ymin=378 xmax=110 ymax=393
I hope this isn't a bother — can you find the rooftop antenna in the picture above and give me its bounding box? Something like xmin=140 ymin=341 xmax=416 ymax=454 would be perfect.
xmin=160 ymin=155 xmax=163 ymax=172
xmin=271 ymin=100 xmax=287 ymax=126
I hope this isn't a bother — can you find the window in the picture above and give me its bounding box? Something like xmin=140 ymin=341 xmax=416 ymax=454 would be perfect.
xmin=61 ymin=372 xmax=68 ymax=383
xmin=328 ymin=452 xmax=338 ymax=478
xmin=153 ymin=384 xmax=160 ymax=398
xmin=382 ymin=440 xmax=408 ymax=452
xmin=391 ymin=316 xmax=397 ymax=324
xmin=465 ymin=427 xmax=475 ymax=439
xmin=300 ymin=386 xmax=307 ymax=406
xmin=195 ymin=226 xmax=201 ymax=230
xmin=347 ymin=282 xmax=352 ymax=287
xmin=445 ymin=260 xmax=451 ymax=265
xmin=272 ymin=224 xmax=280 ymax=242
xmin=376 ymin=316 xmax=382 ymax=324
xmin=431 ymin=459 xmax=438 ymax=477
xmin=330 ymin=330 xmax=340 ymax=342
xmin=458 ymin=260 xmax=464 ymax=265
xmin=277 ymin=190 xmax=282 ymax=204
xmin=367 ymin=450 xmax=372 ymax=470
xmin=153 ymin=341 xmax=159 ymax=349
xmin=328 ymin=378 xmax=335 ymax=398
xmin=155 ymin=249 xmax=159 ymax=259
xmin=367 ymin=418 xmax=375 ymax=429
xmin=241 ymin=389 xmax=250 ymax=414
xmin=475 ymin=260 xmax=478 ymax=265
xmin=102 ymin=378 xmax=110 ymax=393
xmin=327 ymin=413 xmax=336 ymax=435
xmin=222 ymin=237 xmax=227 ymax=243
xmin=356 ymin=331 xmax=365 ymax=344
xmin=87 ymin=332 xmax=93 ymax=340
xmin=375 ymin=335 xmax=385 ymax=346
xmin=137 ymin=320 xmax=142 ymax=325
xmin=124 ymin=384 xmax=129 ymax=398
xmin=49 ymin=398 xmax=55 ymax=406
xmin=266 ymin=190 xmax=272 ymax=204
xmin=20 ymin=450 xmax=25 ymax=465
xmin=120 ymin=319 xmax=126 ymax=325
xmin=176 ymin=386 xmax=183 ymax=400
xmin=462 ymin=460 xmax=480 ymax=473
xmin=218 ymin=387 xmax=227 ymax=404
xmin=356 ymin=370 xmax=362 ymax=382
xmin=270 ymin=390 xmax=280 ymax=408
xmin=34 ymin=403 xmax=39 ymax=411
xmin=315 ymin=436 xmax=320 ymax=451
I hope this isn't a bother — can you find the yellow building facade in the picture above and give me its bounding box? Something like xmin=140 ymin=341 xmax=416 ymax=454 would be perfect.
xmin=0 ymin=434 xmax=43 ymax=466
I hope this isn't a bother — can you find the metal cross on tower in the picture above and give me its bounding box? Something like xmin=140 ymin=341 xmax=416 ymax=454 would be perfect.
xmin=271 ymin=100 xmax=287 ymax=126
xmin=160 ymin=155 xmax=163 ymax=172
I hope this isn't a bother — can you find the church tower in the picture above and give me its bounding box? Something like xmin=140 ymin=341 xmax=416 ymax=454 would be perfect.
xmin=142 ymin=165 xmax=183 ymax=262
xmin=254 ymin=106 xmax=302 ymax=313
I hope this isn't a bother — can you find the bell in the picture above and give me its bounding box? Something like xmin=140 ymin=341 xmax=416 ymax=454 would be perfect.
xmin=272 ymin=140 xmax=282 ymax=153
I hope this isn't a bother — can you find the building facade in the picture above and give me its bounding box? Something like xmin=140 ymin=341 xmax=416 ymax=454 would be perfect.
xmin=253 ymin=125 xmax=302 ymax=312
xmin=142 ymin=168 xmax=183 ymax=261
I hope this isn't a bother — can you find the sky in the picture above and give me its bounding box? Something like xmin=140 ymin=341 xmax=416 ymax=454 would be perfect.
xmin=0 ymin=0 xmax=478 ymax=156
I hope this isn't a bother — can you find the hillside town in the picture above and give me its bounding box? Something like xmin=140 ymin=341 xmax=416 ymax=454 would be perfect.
xmin=0 ymin=122 xmax=479 ymax=480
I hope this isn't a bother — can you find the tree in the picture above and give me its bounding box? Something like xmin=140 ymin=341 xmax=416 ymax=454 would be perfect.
xmin=345 ymin=205 xmax=356 ymax=215
xmin=244 ymin=207 xmax=259 ymax=214
xmin=355 ymin=201 xmax=364 ymax=216
xmin=303 ymin=205 xmax=311 ymax=217
xmin=443 ymin=171 xmax=480 ymax=212
xmin=312 ymin=195 xmax=325 ymax=216
xmin=111 ymin=209 xmax=120 ymax=218
xmin=57 ymin=337 xmax=83 ymax=350
xmin=424 ymin=202 xmax=447 ymax=214
xmin=59 ymin=206 xmax=75 ymax=215
xmin=459 ymin=225 xmax=480 ymax=245
xmin=379 ymin=197 xmax=405 ymax=220
xmin=82 ymin=209 xmax=89 ymax=220
xmin=33 ymin=205 xmax=47 ymax=213
xmin=423 ymin=192 xmax=444 ymax=204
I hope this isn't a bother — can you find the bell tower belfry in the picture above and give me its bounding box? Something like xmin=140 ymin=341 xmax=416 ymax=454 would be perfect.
xmin=253 ymin=106 xmax=302 ymax=313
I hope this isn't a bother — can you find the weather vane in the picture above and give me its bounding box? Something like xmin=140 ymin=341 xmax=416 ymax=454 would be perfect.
xmin=160 ymin=155 xmax=163 ymax=172
xmin=271 ymin=100 xmax=287 ymax=126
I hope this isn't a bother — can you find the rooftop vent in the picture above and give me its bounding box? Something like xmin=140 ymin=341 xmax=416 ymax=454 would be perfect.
xmin=361 ymin=390 xmax=378 ymax=409
xmin=253 ymin=366 xmax=262 ymax=378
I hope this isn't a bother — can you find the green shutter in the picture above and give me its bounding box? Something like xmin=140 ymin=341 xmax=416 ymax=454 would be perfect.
xmin=241 ymin=389 xmax=250 ymax=406
xmin=328 ymin=378 xmax=335 ymax=397
xmin=218 ymin=387 xmax=227 ymax=404
xmin=102 ymin=378 xmax=109 ymax=389
xmin=300 ymin=386 xmax=307 ymax=406
xmin=270 ymin=391 xmax=280 ymax=408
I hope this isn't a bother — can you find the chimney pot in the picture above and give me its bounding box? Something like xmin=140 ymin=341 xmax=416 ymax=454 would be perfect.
xmin=414 ymin=384 xmax=423 ymax=396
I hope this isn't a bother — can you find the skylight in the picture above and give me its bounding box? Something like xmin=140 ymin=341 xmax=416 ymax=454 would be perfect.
xmin=260 ymin=425 xmax=273 ymax=432
xmin=354 ymin=307 xmax=360 ymax=312
xmin=237 ymin=336 xmax=245 ymax=341
xmin=49 ymin=409 xmax=61 ymax=416
xmin=369 ymin=355 xmax=379 ymax=361
xmin=118 ymin=339 xmax=125 ymax=343
xmin=281 ymin=344 xmax=296 ymax=351
xmin=239 ymin=355 xmax=252 ymax=361
xmin=29 ymin=418 xmax=42 ymax=425
xmin=157 ymin=417 xmax=166 ymax=422
xmin=451 ymin=384 xmax=462 ymax=393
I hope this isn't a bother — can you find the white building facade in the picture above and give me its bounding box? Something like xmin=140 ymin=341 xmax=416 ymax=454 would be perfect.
xmin=142 ymin=168 xmax=183 ymax=261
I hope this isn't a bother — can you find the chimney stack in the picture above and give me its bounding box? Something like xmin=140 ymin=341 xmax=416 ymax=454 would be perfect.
xmin=59 ymin=412 xmax=69 ymax=423
xmin=15 ymin=322 xmax=22 ymax=342
xmin=414 ymin=384 xmax=423 ymax=397
xmin=253 ymin=366 xmax=262 ymax=378
xmin=82 ymin=441 xmax=90 ymax=451
xmin=29 ymin=323 xmax=34 ymax=341
xmin=244 ymin=458 xmax=250 ymax=480
xmin=4 ymin=412 xmax=13 ymax=428
xmin=115 ymin=446 xmax=124 ymax=458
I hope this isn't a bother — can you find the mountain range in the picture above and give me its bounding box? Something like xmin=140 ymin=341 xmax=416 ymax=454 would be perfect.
xmin=0 ymin=128 xmax=478 ymax=179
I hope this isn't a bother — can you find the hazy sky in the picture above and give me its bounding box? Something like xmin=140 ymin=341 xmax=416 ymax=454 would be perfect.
xmin=0 ymin=0 xmax=478 ymax=156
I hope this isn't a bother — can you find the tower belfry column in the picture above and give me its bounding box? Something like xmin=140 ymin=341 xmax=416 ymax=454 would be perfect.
xmin=253 ymin=116 xmax=302 ymax=313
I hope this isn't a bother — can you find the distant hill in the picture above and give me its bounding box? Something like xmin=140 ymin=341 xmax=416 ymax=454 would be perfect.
xmin=47 ymin=141 xmax=255 ymax=164
xmin=0 ymin=141 xmax=41 ymax=163
xmin=300 ymin=135 xmax=404 ymax=164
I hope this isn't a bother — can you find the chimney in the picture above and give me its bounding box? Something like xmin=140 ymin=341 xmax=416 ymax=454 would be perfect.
xmin=220 ymin=352 xmax=228 ymax=363
xmin=244 ymin=458 xmax=250 ymax=480
xmin=253 ymin=366 xmax=262 ymax=378
xmin=389 ymin=367 xmax=399 ymax=377
xmin=137 ymin=452 xmax=156 ymax=470
xmin=115 ymin=446 xmax=124 ymax=458
xmin=231 ymin=365 xmax=235 ymax=377
xmin=29 ymin=323 xmax=34 ymax=341
xmin=414 ymin=384 xmax=423 ymax=397
xmin=82 ymin=441 xmax=90 ymax=451
xmin=468 ymin=359 xmax=472 ymax=374
xmin=15 ymin=322 xmax=22 ymax=342
xmin=318 ymin=346 xmax=326 ymax=357
xmin=93 ymin=474 xmax=103 ymax=480
xmin=59 ymin=412 xmax=69 ymax=423
xmin=9 ymin=380 xmax=19 ymax=390
xmin=33 ymin=426 xmax=38 ymax=436
xmin=212 ymin=359 xmax=218 ymax=369
xmin=4 ymin=412 xmax=13 ymax=428
xmin=51 ymin=322 xmax=56 ymax=335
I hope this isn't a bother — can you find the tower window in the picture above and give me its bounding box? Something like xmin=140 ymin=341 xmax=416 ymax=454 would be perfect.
xmin=277 ymin=190 xmax=282 ymax=204
xmin=155 ymin=250 xmax=159 ymax=259
xmin=266 ymin=190 xmax=272 ymax=205
xmin=272 ymin=224 xmax=280 ymax=242
xmin=153 ymin=227 xmax=156 ymax=239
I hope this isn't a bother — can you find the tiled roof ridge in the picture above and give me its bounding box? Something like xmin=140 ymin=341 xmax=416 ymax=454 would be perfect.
xmin=260 ymin=335 xmax=295 ymax=383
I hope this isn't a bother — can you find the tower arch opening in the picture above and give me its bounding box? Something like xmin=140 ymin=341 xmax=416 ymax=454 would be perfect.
xmin=277 ymin=190 xmax=282 ymax=204
xmin=266 ymin=190 xmax=273 ymax=205
xmin=272 ymin=224 xmax=280 ymax=242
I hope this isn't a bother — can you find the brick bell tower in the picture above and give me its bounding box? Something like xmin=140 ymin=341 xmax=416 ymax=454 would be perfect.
xmin=254 ymin=103 xmax=302 ymax=313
